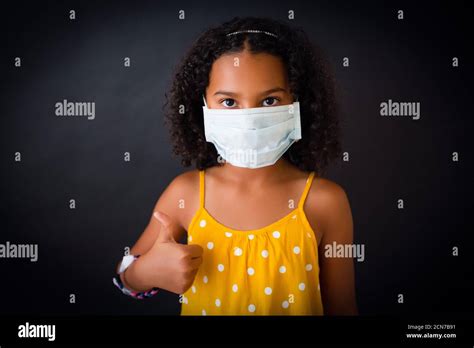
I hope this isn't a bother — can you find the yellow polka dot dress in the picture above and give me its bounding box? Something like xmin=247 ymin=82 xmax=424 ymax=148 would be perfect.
xmin=181 ymin=170 xmax=323 ymax=315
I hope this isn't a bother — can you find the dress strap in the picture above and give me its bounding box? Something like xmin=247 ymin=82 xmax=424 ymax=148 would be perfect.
xmin=297 ymin=171 xmax=315 ymax=210
xmin=199 ymin=170 xmax=205 ymax=208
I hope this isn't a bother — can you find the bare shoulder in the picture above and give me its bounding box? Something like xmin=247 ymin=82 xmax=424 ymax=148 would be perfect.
xmin=304 ymin=176 xmax=353 ymax=242
xmin=308 ymin=176 xmax=350 ymax=213
xmin=166 ymin=169 xmax=200 ymax=195
xmin=128 ymin=169 xmax=201 ymax=255
xmin=154 ymin=169 xmax=201 ymax=230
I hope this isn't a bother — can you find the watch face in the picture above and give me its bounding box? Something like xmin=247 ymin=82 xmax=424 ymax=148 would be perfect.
xmin=119 ymin=255 xmax=136 ymax=273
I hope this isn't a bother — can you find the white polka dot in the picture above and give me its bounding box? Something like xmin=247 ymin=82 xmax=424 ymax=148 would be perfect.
xmin=272 ymin=231 xmax=280 ymax=239
xmin=202 ymin=309 xmax=206 ymax=315
xmin=217 ymin=264 xmax=224 ymax=272
xmin=248 ymin=234 xmax=255 ymax=240
xmin=215 ymin=298 xmax=221 ymax=307
xmin=261 ymin=250 xmax=269 ymax=258
xmin=305 ymin=264 xmax=313 ymax=271
xmin=182 ymin=296 xmax=188 ymax=304
xmin=191 ymin=286 xmax=196 ymax=293
xmin=207 ymin=242 xmax=214 ymax=250
xmin=307 ymin=232 xmax=312 ymax=238
xmin=292 ymin=214 xmax=297 ymax=219
xmin=299 ymin=282 xmax=306 ymax=291
xmin=199 ymin=219 xmax=207 ymax=228
xmin=203 ymin=275 xmax=208 ymax=284
xmin=264 ymin=287 xmax=272 ymax=295
xmin=247 ymin=267 xmax=255 ymax=276
xmin=225 ymin=231 xmax=232 ymax=237
xmin=234 ymin=247 xmax=243 ymax=256
xmin=279 ymin=266 xmax=286 ymax=273
xmin=282 ymin=300 xmax=289 ymax=309
xmin=188 ymin=235 xmax=192 ymax=242
xmin=248 ymin=304 xmax=256 ymax=312
xmin=232 ymin=284 xmax=238 ymax=292
xmin=293 ymin=246 xmax=301 ymax=254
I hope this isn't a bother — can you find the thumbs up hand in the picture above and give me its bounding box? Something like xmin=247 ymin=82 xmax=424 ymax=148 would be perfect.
xmin=139 ymin=211 xmax=204 ymax=294
xmin=153 ymin=211 xmax=179 ymax=244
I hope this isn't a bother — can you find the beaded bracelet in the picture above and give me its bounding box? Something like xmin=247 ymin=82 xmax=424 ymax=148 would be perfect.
xmin=112 ymin=255 xmax=159 ymax=300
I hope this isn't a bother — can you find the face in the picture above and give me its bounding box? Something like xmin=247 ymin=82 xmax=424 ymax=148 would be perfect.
xmin=205 ymin=47 xmax=293 ymax=109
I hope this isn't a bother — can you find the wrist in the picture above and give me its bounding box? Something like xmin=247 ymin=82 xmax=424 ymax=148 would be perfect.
xmin=124 ymin=255 xmax=155 ymax=292
xmin=112 ymin=254 xmax=159 ymax=299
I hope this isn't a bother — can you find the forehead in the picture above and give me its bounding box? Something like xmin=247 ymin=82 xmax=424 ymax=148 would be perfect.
xmin=207 ymin=50 xmax=288 ymax=93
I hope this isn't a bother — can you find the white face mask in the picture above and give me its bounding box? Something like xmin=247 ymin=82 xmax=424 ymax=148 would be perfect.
xmin=202 ymin=95 xmax=302 ymax=168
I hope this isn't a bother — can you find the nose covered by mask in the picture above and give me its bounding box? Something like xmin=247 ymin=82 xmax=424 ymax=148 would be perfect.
xmin=202 ymin=95 xmax=302 ymax=168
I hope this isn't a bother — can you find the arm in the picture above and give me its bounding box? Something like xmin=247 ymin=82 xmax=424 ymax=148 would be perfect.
xmin=116 ymin=170 xmax=201 ymax=293
xmin=306 ymin=178 xmax=358 ymax=315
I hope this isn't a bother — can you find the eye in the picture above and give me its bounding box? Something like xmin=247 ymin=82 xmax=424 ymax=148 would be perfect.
xmin=262 ymin=97 xmax=280 ymax=107
xmin=220 ymin=98 xmax=236 ymax=108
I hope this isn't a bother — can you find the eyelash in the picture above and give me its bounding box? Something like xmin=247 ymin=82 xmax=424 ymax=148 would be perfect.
xmin=220 ymin=97 xmax=281 ymax=107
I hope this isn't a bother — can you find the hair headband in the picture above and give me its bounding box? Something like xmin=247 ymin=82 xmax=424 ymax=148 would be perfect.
xmin=226 ymin=29 xmax=278 ymax=38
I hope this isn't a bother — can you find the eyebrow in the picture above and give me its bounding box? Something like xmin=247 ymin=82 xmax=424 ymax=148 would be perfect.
xmin=213 ymin=87 xmax=287 ymax=97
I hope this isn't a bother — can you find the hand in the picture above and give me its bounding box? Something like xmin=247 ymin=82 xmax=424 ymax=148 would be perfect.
xmin=138 ymin=211 xmax=203 ymax=294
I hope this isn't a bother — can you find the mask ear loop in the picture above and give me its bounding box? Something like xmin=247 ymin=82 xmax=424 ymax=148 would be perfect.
xmin=292 ymin=94 xmax=300 ymax=144
xmin=288 ymin=92 xmax=302 ymax=158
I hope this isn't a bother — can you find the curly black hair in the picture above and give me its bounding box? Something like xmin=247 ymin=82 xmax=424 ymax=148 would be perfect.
xmin=164 ymin=16 xmax=341 ymax=175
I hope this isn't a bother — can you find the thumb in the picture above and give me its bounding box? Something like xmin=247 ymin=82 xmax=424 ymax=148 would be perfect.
xmin=153 ymin=211 xmax=178 ymax=244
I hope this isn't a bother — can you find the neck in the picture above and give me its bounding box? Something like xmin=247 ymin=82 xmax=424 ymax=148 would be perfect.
xmin=219 ymin=158 xmax=291 ymax=184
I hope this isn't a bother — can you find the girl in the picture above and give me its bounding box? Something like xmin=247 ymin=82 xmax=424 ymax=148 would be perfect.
xmin=113 ymin=16 xmax=357 ymax=315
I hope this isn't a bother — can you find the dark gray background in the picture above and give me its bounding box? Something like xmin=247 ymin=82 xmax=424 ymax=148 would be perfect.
xmin=0 ymin=0 xmax=472 ymax=316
